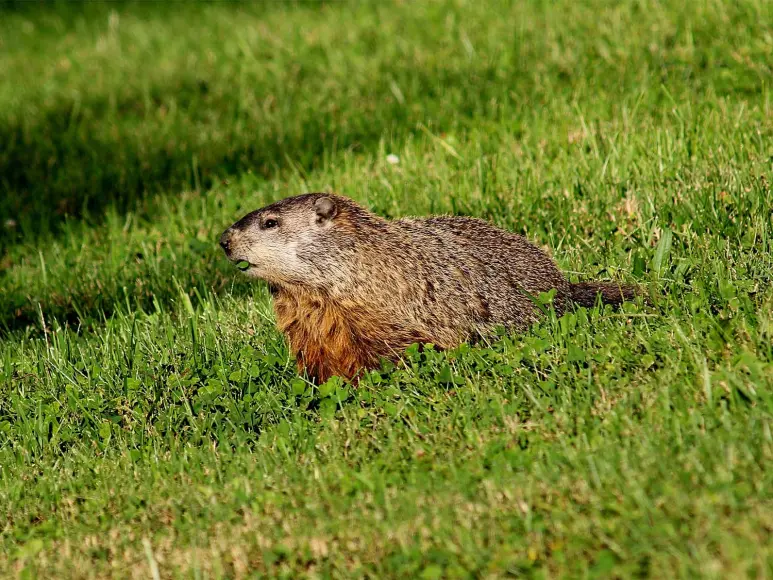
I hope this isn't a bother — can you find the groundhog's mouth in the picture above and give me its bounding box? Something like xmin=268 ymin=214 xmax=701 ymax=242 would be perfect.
xmin=226 ymin=256 xmax=253 ymax=271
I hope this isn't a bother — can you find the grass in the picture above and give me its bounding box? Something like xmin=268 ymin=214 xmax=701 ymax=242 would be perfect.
xmin=1 ymin=0 xmax=772 ymax=577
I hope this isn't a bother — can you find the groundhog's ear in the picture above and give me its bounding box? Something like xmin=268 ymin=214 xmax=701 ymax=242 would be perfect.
xmin=314 ymin=196 xmax=338 ymax=223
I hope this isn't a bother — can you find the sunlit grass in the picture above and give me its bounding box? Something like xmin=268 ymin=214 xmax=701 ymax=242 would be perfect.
xmin=1 ymin=0 xmax=772 ymax=577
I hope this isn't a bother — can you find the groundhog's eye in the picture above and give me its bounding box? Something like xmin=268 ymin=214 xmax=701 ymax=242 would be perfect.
xmin=262 ymin=218 xmax=279 ymax=230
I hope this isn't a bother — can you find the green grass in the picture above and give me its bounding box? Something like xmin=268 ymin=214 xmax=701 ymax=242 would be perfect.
xmin=1 ymin=0 xmax=772 ymax=577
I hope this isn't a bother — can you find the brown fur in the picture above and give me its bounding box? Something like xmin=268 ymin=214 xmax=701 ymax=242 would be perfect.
xmin=220 ymin=193 xmax=639 ymax=382
xmin=274 ymin=287 xmax=435 ymax=382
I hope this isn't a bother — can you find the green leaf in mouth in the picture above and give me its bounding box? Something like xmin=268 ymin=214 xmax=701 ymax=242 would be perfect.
xmin=235 ymin=260 xmax=251 ymax=271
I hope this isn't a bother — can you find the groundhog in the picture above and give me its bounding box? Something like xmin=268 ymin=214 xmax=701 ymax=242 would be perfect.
xmin=220 ymin=193 xmax=637 ymax=382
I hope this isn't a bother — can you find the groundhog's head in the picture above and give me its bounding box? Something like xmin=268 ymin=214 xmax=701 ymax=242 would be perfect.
xmin=220 ymin=193 xmax=369 ymax=288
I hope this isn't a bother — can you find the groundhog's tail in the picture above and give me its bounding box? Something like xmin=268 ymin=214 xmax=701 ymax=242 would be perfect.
xmin=569 ymin=282 xmax=639 ymax=308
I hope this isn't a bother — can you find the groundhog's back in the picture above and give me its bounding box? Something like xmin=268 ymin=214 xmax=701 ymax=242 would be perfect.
xmin=390 ymin=215 xmax=571 ymax=333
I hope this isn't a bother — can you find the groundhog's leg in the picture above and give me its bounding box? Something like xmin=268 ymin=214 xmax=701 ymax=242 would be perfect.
xmin=296 ymin=342 xmax=365 ymax=384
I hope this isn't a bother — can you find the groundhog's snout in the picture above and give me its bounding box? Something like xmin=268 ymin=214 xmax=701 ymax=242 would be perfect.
xmin=220 ymin=225 xmax=255 ymax=273
xmin=219 ymin=228 xmax=234 ymax=255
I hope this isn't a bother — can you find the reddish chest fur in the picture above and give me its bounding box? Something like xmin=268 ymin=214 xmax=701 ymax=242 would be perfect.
xmin=272 ymin=288 xmax=428 ymax=382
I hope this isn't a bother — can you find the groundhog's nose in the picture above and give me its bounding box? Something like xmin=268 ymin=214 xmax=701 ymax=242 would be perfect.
xmin=219 ymin=229 xmax=232 ymax=253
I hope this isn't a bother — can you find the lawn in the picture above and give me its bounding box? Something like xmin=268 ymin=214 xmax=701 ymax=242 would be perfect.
xmin=1 ymin=0 xmax=772 ymax=577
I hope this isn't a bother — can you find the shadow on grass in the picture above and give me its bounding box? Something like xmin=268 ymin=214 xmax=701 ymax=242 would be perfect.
xmin=0 ymin=0 xmax=522 ymax=252
xmin=0 ymin=57 xmax=511 ymax=334
xmin=0 ymin=77 xmax=399 ymax=246
xmin=0 ymin=244 xmax=261 ymax=336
